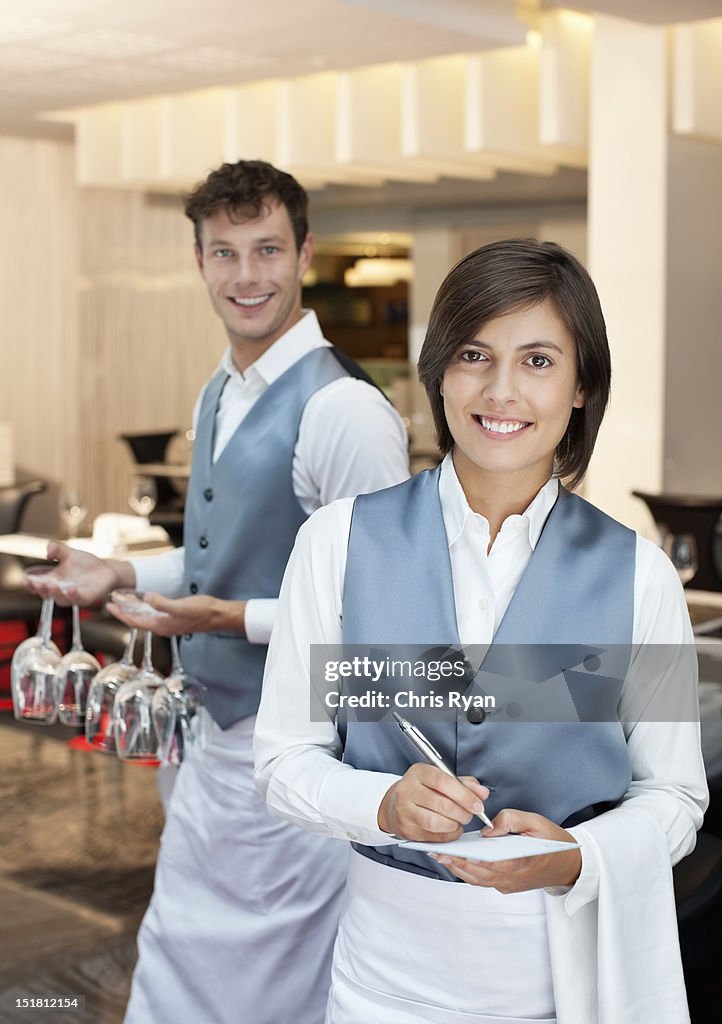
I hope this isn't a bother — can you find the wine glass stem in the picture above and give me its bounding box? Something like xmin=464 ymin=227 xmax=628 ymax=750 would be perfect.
xmin=170 ymin=635 xmax=183 ymax=675
xmin=39 ymin=598 xmax=54 ymax=645
xmin=122 ymin=628 xmax=138 ymax=665
xmin=71 ymin=605 xmax=82 ymax=651
xmin=142 ymin=630 xmax=154 ymax=670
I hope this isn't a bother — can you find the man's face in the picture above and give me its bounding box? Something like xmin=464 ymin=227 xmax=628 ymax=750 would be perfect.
xmin=195 ymin=201 xmax=313 ymax=363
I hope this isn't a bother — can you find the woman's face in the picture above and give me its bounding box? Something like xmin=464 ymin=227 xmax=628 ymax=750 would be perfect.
xmin=441 ymin=298 xmax=585 ymax=495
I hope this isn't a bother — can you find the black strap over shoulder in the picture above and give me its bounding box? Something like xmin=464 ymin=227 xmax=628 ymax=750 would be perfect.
xmin=329 ymin=346 xmax=389 ymax=401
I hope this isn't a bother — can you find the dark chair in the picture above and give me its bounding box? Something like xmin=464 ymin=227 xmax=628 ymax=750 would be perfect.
xmin=0 ymin=480 xmax=48 ymax=661
xmin=674 ymin=831 xmax=722 ymax=1018
xmin=632 ymin=491 xmax=722 ymax=593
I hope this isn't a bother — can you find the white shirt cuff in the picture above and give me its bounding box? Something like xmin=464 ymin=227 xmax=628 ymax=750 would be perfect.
xmin=244 ymin=599 xmax=277 ymax=644
xmin=317 ymin=767 xmax=403 ymax=847
xmin=130 ymin=547 xmax=185 ymax=597
xmin=560 ymin=824 xmax=600 ymax=915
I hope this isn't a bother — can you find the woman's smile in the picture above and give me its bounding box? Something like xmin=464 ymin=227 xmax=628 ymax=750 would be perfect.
xmin=441 ymin=298 xmax=585 ymax=494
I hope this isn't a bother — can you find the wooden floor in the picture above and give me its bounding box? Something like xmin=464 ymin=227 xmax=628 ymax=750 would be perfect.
xmin=2 ymin=703 xmax=722 ymax=1023
xmin=0 ymin=715 xmax=163 ymax=1024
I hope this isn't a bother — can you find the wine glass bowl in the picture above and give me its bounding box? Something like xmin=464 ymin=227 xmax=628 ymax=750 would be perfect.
xmin=113 ymin=631 xmax=163 ymax=761
xmin=11 ymin=587 xmax=62 ymax=725
xmin=128 ymin=476 xmax=158 ymax=517
xmin=151 ymin=636 xmax=207 ymax=765
xmin=662 ymin=532 xmax=699 ymax=586
xmin=59 ymin=488 xmax=88 ymax=539
xmin=53 ymin=605 xmax=100 ymax=726
xmin=12 ymin=643 xmax=63 ymax=724
xmin=85 ymin=629 xmax=138 ymax=755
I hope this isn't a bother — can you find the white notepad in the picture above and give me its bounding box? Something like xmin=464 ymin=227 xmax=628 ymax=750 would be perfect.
xmin=400 ymin=832 xmax=580 ymax=862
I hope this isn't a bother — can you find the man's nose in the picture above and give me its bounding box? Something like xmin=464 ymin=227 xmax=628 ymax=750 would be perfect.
xmin=232 ymin=254 xmax=261 ymax=285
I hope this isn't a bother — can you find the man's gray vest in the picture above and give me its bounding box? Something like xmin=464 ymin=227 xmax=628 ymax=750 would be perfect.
xmin=340 ymin=467 xmax=636 ymax=878
xmin=181 ymin=346 xmax=356 ymax=728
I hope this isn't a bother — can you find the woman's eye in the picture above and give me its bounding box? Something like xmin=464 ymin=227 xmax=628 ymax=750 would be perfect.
xmin=460 ymin=349 xmax=485 ymax=363
xmin=526 ymin=354 xmax=552 ymax=368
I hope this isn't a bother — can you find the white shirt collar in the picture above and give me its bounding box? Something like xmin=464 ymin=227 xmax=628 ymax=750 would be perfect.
xmin=438 ymin=452 xmax=559 ymax=550
xmin=217 ymin=309 xmax=330 ymax=387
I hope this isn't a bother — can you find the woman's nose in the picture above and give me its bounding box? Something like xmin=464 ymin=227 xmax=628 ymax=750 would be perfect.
xmin=481 ymin=364 xmax=519 ymax=404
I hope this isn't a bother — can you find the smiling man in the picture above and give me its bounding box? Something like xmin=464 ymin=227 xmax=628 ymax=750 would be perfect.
xmin=27 ymin=160 xmax=409 ymax=1024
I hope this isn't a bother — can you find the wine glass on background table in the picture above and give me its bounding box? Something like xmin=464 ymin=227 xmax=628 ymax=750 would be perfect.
xmin=128 ymin=475 xmax=157 ymax=517
xmin=85 ymin=628 xmax=138 ymax=754
xmin=59 ymin=488 xmax=88 ymax=539
xmin=662 ymin=532 xmax=699 ymax=586
xmin=53 ymin=605 xmax=100 ymax=726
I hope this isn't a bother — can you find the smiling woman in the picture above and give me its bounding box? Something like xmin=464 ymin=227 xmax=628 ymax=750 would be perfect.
xmin=440 ymin=299 xmax=585 ymax=537
xmin=255 ymin=238 xmax=708 ymax=1024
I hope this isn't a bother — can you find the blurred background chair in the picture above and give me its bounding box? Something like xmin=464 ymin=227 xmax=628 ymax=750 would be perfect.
xmin=120 ymin=430 xmax=185 ymax=547
xmin=632 ymin=490 xmax=722 ymax=593
xmin=0 ymin=479 xmax=48 ymax=664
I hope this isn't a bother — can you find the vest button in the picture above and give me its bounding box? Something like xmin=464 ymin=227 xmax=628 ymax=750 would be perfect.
xmin=190 ymin=583 xmax=198 ymax=594
xmin=199 ymin=536 xmax=209 ymax=549
xmin=184 ymin=633 xmax=193 ymax=641
xmin=466 ymin=706 xmax=486 ymax=725
xmin=203 ymin=488 xmax=214 ymax=502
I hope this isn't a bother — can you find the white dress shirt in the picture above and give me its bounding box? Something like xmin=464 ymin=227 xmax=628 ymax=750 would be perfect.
xmin=131 ymin=309 xmax=409 ymax=642
xmin=255 ymin=453 xmax=708 ymax=1022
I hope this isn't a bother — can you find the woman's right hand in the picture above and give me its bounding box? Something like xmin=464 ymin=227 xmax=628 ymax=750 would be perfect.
xmin=22 ymin=540 xmax=134 ymax=607
xmin=377 ymin=764 xmax=489 ymax=842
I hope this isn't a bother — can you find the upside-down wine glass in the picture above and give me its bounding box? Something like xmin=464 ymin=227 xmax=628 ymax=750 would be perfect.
xmin=85 ymin=629 xmax=138 ymax=754
xmin=113 ymin=631 xmax=164 ymax=761
xmin=11 ymin=573 xmax=63 ymax=724
xmin=53 ymin=605 xmax=101 ymax=726
xmin=151 ymin=636 xmax=207 ymax=766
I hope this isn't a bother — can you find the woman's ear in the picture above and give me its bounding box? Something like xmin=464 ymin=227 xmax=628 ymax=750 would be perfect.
xmin=573 ymin=384 xmax=585 ymax=409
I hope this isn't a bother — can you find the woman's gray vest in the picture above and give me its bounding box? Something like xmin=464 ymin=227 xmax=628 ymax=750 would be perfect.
xmin=340 ymin=468 xmax=636 ymax=878
xmin=181 ymin=346 xmax=356 ymax=728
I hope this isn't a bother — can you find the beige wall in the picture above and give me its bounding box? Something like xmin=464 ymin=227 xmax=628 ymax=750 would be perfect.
xmin=664 ymin=135 xmax=722 ymax=494
xmin=0 ymin=138 xmax=226 ymax=528
xmin=77 ymin=189 xmax=224 ymax=519
xmin=0 ymin=137 xmax=79 ymax=530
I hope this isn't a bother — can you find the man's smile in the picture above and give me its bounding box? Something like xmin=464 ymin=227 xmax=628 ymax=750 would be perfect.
xmin=229 ymin=293 xmax=273 ymax=308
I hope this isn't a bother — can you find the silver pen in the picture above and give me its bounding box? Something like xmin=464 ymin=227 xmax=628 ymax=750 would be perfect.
xmin=392 ymin=711 xmax=494 ymax=829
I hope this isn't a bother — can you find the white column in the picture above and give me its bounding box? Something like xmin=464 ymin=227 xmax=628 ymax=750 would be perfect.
xmin=585 ymin=16 xmax=668 ymax=533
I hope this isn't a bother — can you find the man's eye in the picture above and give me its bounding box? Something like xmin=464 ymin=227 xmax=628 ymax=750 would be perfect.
xmin=261 ymin=246 xmax=279 ymax=256
xmin=214 ymin=249 xmax=233 ymax=258
xmin=526 ymin=354 xmax=552 ymax=368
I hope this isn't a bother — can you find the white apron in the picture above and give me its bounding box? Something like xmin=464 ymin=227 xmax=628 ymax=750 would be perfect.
xmin=124 ymin=714 xmax=349 ymax=1024
xmin=325 ymin=850 xmax=557 ymax=1024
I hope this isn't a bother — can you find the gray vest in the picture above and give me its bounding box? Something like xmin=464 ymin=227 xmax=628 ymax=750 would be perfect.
xmin=181 ymin=346 xmax=351 ymax=728
xmin=341 ymin=467 xmax=636 ymax=877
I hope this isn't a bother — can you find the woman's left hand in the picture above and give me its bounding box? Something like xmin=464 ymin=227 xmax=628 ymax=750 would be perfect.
xmin=432 ymin=809 xmax=582 ymax=893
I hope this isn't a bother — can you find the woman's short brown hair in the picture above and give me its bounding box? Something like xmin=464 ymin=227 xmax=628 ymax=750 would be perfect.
xmin=417 ymin=238 xmax=611 ymax=490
